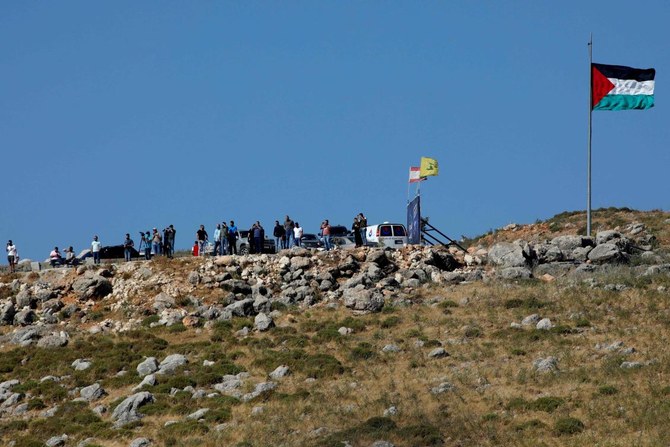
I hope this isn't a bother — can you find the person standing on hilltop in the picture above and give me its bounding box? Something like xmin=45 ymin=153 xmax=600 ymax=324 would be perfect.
xmin=214 ymin=224 xmax=223 ymax=256
xmin=353 ymin=217 xmax=363 ymax=247
xmin=141 ymin=231 xmax=152 ymax=260
xmin=123 ymin=233 xmax=134 ymax=262
xmin=196 ymin=225 xmax=208 ymax=257
xmin=321 ymin=219 xmax=332 ymax=251
xmin=253 ymin=221 xmax=264 ymax=254
xmin=91 ymin=235 xmax=102 ymax=264
xmin=273 ymin=220 xmax=285 ymax=253
xmin=221 ymin=221 xmax=229 ymax=255
xmin=164 ymin=225 xmax=175 ymax=258
xmin=228 ymin=221 xmax=239 ymax=255
xmin=294 ymin=222 xmax=303 ymax=247
xmin=152 ymin=228 xmax=162 ymax=256
xmin=358 ymin=213 xmax=368 ymax=246
xmin=6 ymin=240 xmax=18 ymax=273
xmin=284 ymin=215 xmax=295 ymax=249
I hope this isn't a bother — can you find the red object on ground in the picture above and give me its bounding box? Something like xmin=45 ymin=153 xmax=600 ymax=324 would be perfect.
xmin=192 ymin=243 xmax=199 ymax=257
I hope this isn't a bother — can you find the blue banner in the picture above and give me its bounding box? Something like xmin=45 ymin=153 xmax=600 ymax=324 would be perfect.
xmin=407 ymin=196 xmax=421 ymax=245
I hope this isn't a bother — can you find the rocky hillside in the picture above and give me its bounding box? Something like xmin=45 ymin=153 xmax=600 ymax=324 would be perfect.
xmin=0 ymin=209 xmax=669 ymax=447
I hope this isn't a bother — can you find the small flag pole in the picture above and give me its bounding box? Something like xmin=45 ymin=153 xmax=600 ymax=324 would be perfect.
xmin=587 ymin=33 xmax=593 ymax=237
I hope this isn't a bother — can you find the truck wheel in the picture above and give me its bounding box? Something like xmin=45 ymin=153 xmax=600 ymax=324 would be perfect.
xmin=239 ymin=245 xmax=249 ymax=255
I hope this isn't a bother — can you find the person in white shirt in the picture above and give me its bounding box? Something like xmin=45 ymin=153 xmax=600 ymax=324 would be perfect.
xmin=91 ymin=235 xmax=102 ymax=264
xmin=293 ymin=223 xmax=303 ymax=247
xmin=6 ymin=240 xmax=17 ymax=273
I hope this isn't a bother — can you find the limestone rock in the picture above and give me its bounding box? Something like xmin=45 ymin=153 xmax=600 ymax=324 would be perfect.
xmin=254 ymin=313 xmax=274 ymax=332
xmin=137 ymin=358 xmax=159 ymax=377
xmin=157 ymin=354 xmax=188 ymax=375
xmin=533 ymin=356 xmax=558 ymax=373
xmin=111 ymin=391 xmax=154 ymax=427
xmin=488 ymin=242 xmax=528 ymax=268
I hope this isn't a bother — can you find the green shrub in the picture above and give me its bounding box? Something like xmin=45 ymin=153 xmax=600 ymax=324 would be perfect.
xmin=350 ymin=342 xmax=376 ymax=361
xmin=515 ymin=419 xmax=546 ymax=431
xmin=533 ymin=396 xmax=564 ymax=413
xmin=141 ymin=315 xmax=160 ymax=327
xmin=554 ymin=417 xmax=585 ymax=435
xmin=598 ymin=385 xmax=619 ymax=396
xmin=380 ymin=316 xmax=401 ymax=328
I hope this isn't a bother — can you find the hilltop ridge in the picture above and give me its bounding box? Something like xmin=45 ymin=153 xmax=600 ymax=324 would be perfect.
xmin=0 ymin=208 xmax=668 ymax=446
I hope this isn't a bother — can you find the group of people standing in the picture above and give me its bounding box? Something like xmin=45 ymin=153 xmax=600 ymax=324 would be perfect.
xmin=352 ymin=212 xmax=368 ymax=247
xmin=4 ymin=212 xmax=370 ymax=271
xmin=197 ymin=220 xmax=242 ymax=256
xmin=273 ymin=216 xmax=303 ymax=252
xmin=122 ymin=225 xmax=177 ymax=262
xmin=137 ymin=226 xmax=176 ymax=261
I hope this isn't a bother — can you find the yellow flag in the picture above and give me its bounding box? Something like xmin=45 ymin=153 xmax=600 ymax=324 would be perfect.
xmin=420 ymin=157 xmax=438 ymax=177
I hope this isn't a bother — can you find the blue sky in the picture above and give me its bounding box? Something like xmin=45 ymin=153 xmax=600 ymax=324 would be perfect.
xmin=2 ymin=2 xmax=668 ymax=260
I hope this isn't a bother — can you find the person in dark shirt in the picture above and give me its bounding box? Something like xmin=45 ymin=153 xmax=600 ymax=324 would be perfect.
xmin=273 ymin=220 xmax=285 ymax=253
xmin=196 ymin=225 xmax=208 ymax=257
xmin=123 ymin=234 xmax=134 ymax=262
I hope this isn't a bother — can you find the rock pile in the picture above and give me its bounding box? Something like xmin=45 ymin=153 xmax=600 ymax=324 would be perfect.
xmin=0 ymin=224 xmax=667 ymax=347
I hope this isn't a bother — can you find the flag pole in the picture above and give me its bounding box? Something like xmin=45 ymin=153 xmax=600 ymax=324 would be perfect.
xmin=587 ymin=33 xmax=593 ymax=237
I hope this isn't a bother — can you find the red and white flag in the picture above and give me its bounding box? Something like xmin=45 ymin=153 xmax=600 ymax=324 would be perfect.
xmin=409 ymin=166 xmax=425 ymax=183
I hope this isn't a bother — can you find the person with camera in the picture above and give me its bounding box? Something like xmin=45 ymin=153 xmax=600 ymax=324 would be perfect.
xmin=140 ymin=231 xmax=152 ymax=260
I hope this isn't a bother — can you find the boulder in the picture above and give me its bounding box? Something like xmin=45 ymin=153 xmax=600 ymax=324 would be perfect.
xmin=533 ymin=356 xmax=558 ymax=373
xmin=551 ymin=235 xmax=588 ymax=252
xmin=13 ymin=309 xmax=36 ymax=326
xmin=588 ymin=243 xmax=625 ymax=264
xmin=343 ymin=288 xmax=385 ymax=313
xmin=269 ymin=365 xmax=290 ymax=380
xmin=221 ymin=280 xmax=252 ymax=295
xmin=111 ymin=391 xmax=154 ymax=427
xmin=290 ymin=256 xmax=311 ymax=271
xmin=241 ymin=382 xmax=277 ymax=402
xmin=137 ymin=358 xmax=159 ymax=377
xmin=72 ymin=359 xmax=92 ymax=371
xmin=157 ymin=354 xmax=188 ymax=375
xmin=488 ymin=242 xmax=528 ymax=268
xmin=152 ymin=292 xmax=175 ymax=311
xmin=428 ymin=348 xmax=449 ymax=358
xmin=0 ymin=302 xmax=16 ymax=325
xmin=225 ymin=298 xmax=255 ymax=317
xmin=72 ymin=274 xmax=112 ymax=301
xmin=133 ymin=374 xmax=157 ymax=391
xmin=498 ymin=267 xmax=532 ymax=279
xmin=80 ymin=383 xmax=106 ymax=402
xmin=129 ymin=438 xmax=152 ymax=447
xmin=366 ymin=250 xmax=389 ymax=266
xmin=36 ymin=334 xmax=69 ymax=348
xmin=45 ymin=435 xmax=68 ymax=447
xmin=254 ymin=313 xmax=274 ymax=332
xmin=596 ymin=230 xmax=621 ymax=245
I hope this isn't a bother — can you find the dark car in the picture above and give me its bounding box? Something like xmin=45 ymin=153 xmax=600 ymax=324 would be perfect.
xmin=238 ymin=230 xmax=275 ymax=255
xmin=300 ymin=233 xmax=322 ymax=249
xmin=329 ymin=225 xmax=350 ymax=237
xmin=99 ymin=245 xmax=140 ymax=259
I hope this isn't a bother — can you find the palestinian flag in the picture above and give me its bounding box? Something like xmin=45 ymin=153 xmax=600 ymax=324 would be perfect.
xmin=592 ymin=63 xmax=655 ymax=111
